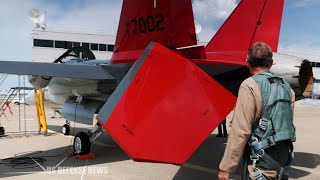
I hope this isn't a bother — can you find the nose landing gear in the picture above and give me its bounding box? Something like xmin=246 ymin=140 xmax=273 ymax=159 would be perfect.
xmin=62 ymin=123 xmax=70 ymax=135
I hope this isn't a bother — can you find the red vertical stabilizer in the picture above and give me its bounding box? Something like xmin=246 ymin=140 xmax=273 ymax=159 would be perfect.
xmin=111 ymin=0 xmax=197 ymax=63
xmin=205 ymin=0 xmax=284 ymax=65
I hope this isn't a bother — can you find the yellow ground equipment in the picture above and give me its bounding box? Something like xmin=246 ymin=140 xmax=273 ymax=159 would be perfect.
xmin=34 ymin=89 xmax=48 ymax=135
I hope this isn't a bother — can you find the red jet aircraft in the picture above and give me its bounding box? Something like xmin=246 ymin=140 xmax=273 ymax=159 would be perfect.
xmin=0 ymin=0 xmax=313 ymax=164
xmin=95 ymin=0 xmax=313 ymax=164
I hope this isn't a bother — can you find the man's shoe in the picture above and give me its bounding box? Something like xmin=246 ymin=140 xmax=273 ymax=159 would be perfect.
xmin=216 ymin=134 xmax=222 ymax=137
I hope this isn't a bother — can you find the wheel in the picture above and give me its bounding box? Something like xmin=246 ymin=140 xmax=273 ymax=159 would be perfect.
xmin=73 ymin=132 xmax=91 ymax=155
xmin=62 ymin=124 xmax=70 ymax=135
xmin=0 ymin=126 xmax=5 ymax=136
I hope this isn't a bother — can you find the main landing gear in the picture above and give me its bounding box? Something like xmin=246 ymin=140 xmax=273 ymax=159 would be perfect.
xmin=74 ymin=132 xmax=91 ymax=155
xmin=72 ymin=122 xmax=103 ymax=155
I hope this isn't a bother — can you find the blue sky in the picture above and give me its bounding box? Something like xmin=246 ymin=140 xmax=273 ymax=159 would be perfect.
xmin=280 ymin=0 xmax=320 ymax=50
xmin=0 ymin=0 xmax=319 ymax=89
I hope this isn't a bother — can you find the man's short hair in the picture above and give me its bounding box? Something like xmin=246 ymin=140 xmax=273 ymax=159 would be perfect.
xmin=247 ymin=42 xmax=273 ymax=68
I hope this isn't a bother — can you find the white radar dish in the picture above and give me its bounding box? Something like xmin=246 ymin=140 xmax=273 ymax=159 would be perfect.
xmin=29 ymin=9 xmax=46 ymax=24
xmin=194 ymin=21 xmax=202 ymax=34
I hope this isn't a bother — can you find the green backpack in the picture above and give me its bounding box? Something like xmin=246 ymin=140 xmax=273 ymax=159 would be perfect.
xmin=248 ymin=71 xmax=295 ymax=180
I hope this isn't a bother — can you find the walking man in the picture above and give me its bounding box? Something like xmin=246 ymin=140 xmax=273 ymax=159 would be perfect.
xmin=218 ymin=42 xmax=295 ymax=180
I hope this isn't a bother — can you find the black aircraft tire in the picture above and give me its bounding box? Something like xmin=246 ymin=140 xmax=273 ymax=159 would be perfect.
xmin=62 ymin=124 xmax=70 ymax=135
xmin=74 ymin=132 xmax=91 ymax=155
xmin=0 ymin=126 xmax=5 ymax=136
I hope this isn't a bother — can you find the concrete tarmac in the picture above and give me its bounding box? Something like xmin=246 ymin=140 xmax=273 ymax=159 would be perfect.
xmin=0 ymin=100 xmax=319 ymax=180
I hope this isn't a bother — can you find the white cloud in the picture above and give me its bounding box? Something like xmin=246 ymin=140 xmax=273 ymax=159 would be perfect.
xmin=1 ymin=0 xmax=319 ymax=89
xmin=0 ymin=0 xmax=122 ymax=89
xmin=291 ymin=0 xmax=319 ymax=8
xmin=0 ymin=1 xmax=43 ymax=89
xmin=192 ymin=0 xmax=237 ymax=42
xmin=0 ymin=0 xmax=122 ymax=63
xmin=0 ymin=0 xmax=237 ymax=64
xmin=0 ymin=1 xmax=40 ymax=62
xmin=45 ymin=0 xmax=121 ymax=35
xmin=47 ymin=0 xmax=237 ymax=42
xmin=279 ymin=40 xmax=320 ymax=61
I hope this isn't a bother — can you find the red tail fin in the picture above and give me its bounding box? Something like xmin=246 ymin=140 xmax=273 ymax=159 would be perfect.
xmin=111 ymin=0 xmax=197 ymax=63
xmin=206 ymin=0 xmax=284 ymax=53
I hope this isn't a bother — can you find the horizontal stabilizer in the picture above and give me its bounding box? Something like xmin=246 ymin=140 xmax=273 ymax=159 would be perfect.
xmin=0 ymin=61 xmax=115 ymax=80
xmin=199 ymin=51 xmax=248 ymax=66
xmin=97 ymin=42 xmax=237 ymax=164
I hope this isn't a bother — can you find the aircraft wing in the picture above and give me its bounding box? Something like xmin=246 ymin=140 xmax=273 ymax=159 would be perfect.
xmin=0 ymin=61 xmax=115 ymax=80
xmin=97 ymin=42 xmax=237 ymax=164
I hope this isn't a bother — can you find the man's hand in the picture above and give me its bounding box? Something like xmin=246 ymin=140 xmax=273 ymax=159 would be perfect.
xmin=218 ymin=170 xmax=229 ymax=180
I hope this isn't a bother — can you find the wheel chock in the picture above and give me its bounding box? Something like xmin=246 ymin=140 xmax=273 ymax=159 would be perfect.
xmin=67 ymin=151 xmax=96 ymax=160
xmin=76 ymin=153 xmax=96 ymax=160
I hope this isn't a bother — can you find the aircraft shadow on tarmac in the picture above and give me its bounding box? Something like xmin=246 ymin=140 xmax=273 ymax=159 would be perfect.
xmin=1 ymin=124 xmax=230 ymax=179
xmin=173 ymin=136 xmax=320 ymax=180
xmin=2 ymin=124 xmax=318 ymax=179
xmin=173 ymin=134 xmax=231 ymax=180
xmin=0 ymin=125 xmax=129 ymax=179
xmin=289 ymin=152 xmax=320 ymax=179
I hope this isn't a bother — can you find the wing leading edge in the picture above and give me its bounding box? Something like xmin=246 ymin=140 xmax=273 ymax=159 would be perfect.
xmin=0 ymin=61 xmax=115 ymax=80
xmin=97 ymin=42 xmax=237 ymax=164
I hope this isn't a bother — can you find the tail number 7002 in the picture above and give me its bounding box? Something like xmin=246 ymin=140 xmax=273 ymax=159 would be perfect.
xmin=126 ymin=13 xmax=165 ymax=36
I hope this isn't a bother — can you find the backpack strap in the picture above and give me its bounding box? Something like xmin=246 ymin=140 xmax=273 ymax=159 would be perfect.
xmin=253 ymin=75 xmax=282 ymax=139
xmin=249 ymin=135 xmax=294 ymax=180
xmin=249 ymin=72 xmax=294 ymax=179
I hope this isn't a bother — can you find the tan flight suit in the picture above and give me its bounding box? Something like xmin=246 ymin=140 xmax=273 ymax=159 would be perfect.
xmin=219 ymin=77 xmax=295 ymax=180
